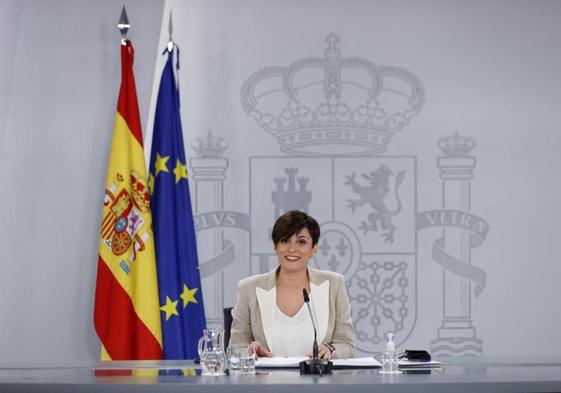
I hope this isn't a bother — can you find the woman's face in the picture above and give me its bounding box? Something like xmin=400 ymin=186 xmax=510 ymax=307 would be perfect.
xmin=274 ymin=227 xmax=317 ymax=273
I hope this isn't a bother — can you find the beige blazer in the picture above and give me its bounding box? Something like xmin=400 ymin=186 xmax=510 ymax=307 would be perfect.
xmin=230 ymin=267 xmax=354 ymax=358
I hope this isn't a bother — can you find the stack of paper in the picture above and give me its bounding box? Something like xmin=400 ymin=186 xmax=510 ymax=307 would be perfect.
xmin=398 ymin=359 xmax=442 ymax=368
xmin=332 ymin=357 xmax=382 ymax=368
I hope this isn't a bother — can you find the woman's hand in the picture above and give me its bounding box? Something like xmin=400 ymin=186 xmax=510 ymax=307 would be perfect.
xmin=308 ymin=344 xmax=334 ymax=360
xmin=249 ymin=341 xmax=273 ymax=358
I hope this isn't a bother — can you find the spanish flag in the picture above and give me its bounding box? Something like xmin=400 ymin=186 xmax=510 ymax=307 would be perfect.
xmin=94 ymin=40 xmax=163 ymax=360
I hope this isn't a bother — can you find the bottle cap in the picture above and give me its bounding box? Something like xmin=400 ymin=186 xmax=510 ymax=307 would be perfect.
xmin=386 ymin=332 xmax=395 ymax=352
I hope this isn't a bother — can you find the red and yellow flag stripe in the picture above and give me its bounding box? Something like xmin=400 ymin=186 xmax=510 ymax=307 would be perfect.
xmin=94 ymin=40 xmax=163 ymax=360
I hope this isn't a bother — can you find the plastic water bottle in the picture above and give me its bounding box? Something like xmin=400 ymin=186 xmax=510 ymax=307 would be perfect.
xmin=380 ymin=332 xmax=401 ymax=374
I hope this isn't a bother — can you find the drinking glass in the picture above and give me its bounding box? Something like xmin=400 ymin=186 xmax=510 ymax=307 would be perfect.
xmin=227 ymin=344 xmax=256 ymax=376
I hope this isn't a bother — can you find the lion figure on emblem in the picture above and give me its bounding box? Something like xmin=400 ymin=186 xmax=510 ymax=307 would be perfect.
xmin=345 ymin=164 xmax=405 ymax=243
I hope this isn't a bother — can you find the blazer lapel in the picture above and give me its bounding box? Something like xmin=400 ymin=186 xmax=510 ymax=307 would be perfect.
xmin=255 ymin=287 xmax=275 ymax=350
xmin=255 ymin=269 xmax=277 ymax=350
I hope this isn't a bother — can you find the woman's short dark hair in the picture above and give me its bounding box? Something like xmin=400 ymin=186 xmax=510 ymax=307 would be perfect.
xmin=271 ymin=210 xmax=320 ymax=246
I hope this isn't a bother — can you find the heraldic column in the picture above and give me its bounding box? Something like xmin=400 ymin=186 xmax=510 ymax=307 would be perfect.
xmin=190 ymin=130 xmax=229 ymax=328
xmin=432 ymin=132 xmax=483 ymax=356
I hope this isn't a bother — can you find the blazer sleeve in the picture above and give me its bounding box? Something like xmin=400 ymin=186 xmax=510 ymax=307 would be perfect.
xmin=229 ymin=280 xmax=254 ymax=347
xmin=331 ymin=274 xmax=355 ymax=358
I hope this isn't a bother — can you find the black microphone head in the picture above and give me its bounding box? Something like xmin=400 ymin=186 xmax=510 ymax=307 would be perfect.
xmin=303 ymin=288 xmax=310 ymax=303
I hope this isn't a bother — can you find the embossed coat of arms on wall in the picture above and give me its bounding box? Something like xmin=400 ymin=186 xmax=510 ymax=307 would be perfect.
xmin=190 ymin=33 xmax=488 ymax=357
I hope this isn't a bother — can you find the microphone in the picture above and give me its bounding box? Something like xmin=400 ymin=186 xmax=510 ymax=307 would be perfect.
xmin=299 ymin=288 xmax=332 ymax=375
xmin=303 ymin=288 xmax=319 ymax=359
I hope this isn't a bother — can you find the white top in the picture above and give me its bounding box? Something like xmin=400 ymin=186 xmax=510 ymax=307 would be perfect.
xmin=271 ymin=302 xmax=315 ymax=357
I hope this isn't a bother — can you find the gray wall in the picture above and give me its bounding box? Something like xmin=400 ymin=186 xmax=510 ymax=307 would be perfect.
xmin=1 ymin=0 xmax=560 ymax=363
xmin=0 ymin=0 xmax=165 ymax=363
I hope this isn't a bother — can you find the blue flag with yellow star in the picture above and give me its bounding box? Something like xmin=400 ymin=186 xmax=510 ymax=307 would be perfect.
xmin=149 ymin=48 xmax=206 ymax=359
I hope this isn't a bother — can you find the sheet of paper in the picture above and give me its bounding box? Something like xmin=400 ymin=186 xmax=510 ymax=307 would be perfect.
xmin=255 ymin=357 xmax=306 ymax=368
xmin=333 ymin=357 xmax=381 ymax=367
xmin=255 ymin=357 xmax=381 ymax=368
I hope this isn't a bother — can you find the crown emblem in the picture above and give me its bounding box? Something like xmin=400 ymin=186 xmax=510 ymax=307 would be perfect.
xmin=241 ymin=33 xmax=425 ymax=156
xmin=437 ymin=131 xmax=476 ymax=157
xmin=192 ymin=129 xmax=229 ymax=158
xmin=129 ymin=171 xmax=150 ymax=212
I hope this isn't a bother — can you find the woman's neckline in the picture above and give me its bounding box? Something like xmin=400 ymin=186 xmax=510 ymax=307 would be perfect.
xmin=274 ymin=300 xmax=307 ymax=319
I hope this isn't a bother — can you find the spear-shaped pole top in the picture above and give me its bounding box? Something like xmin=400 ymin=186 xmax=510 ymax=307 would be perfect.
xmin=118 ymin=5 xmax=130 ymax=41
xmin=167 ymin=10 xmax=174 ymax=52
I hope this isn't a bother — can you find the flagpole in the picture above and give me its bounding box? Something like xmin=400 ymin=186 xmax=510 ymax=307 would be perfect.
xmin=118 ymin=5 xmax=130 ymax=45
xmin=167 ymin=10 xmax=174 ymax=53
xmin=144 ymin=3 xmax=173 ymax=165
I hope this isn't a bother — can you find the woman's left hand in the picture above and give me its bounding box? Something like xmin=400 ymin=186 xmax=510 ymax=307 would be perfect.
xmin=308 ymin=344 xmax=333 ymax=360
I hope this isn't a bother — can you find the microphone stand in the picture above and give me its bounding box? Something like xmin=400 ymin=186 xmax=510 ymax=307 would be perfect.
xmin=299 ymin=289 xmax=333 ymax=375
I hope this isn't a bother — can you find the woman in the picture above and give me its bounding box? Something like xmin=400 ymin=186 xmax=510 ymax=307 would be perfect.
xmin=230 ymin=210 xmax=354 ymax=359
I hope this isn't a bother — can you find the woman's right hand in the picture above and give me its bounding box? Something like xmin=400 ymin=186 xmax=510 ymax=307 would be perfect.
xmin=249 ymin=341 xmax=273 ymax=358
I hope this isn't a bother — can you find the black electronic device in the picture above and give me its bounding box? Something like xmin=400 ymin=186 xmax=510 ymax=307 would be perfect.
xmin=401 ymin=349 xmax=431 ymax=362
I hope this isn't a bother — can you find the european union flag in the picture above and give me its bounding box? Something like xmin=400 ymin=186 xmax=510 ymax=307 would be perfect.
xmin=149 ymin=48 xmax=206 ymax=359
